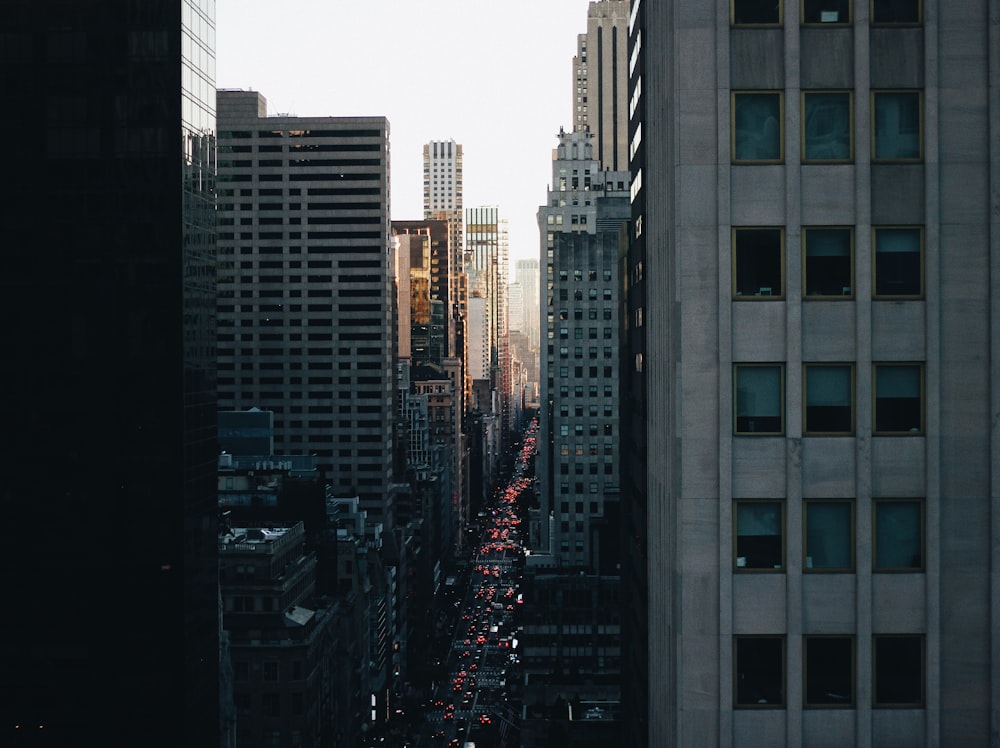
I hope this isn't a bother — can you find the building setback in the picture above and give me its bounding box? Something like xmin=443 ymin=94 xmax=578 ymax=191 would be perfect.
xmin=623 ymin=1 xmax=1000 ymax=746
xmin=1 ymin=1 xmax=220 ymax=744
xmin=572 ymin=0 xmax=631 ymax=171
xmin=216 ymin=90 xmax=395 ymax=524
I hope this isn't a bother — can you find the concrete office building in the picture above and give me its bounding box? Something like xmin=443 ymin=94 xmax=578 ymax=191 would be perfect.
xmin=572 ymin=0 xmax=631 ymax=171
xmin=1 ymin=2 xmax=221 ymax=743
xmin=622 ymin=1 xmax=1000 ymax=745
xmin=538 ymin=129 xmax=629 ymax=569
xmin=515 ymin=257 xmax=542 ymax=350
xmin=216 ymin=90 xmax=395 ymax=524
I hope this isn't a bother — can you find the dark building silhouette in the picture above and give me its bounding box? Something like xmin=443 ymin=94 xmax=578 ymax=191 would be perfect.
xmin=0 ymin=2 xmax=219 ymax=745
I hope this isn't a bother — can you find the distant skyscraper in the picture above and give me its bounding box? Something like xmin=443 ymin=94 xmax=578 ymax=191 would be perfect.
xmin=572 ymin=0 xmax=631 ymax=171
xmin=538 ymin=129 xmax=629 ymax=569
xmin=623 ymin=1 xmax=1000 ymax=745
xmin=216 ymin=91 xmax=395 ymax=523
xmin=515 ymin=257 xmax=541 ymax=349
xmin=1 ymin=1 xmax=220 ymax=744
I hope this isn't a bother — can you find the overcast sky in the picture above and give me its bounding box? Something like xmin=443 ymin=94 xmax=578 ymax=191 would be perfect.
xmin=216 ymin=0 xmax=592 ymax=267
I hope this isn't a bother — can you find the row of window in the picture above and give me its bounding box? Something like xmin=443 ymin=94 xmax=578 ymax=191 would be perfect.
xmin=732 ymin=0 xmax=921 ymax=26
xmin=736 ymin=498 xmax=922 ymax=572
xmin=736 ymin=362 xmax=921 ymax=435
xmin=552 ymin=346 xmax=616 ymax=360
xmin=737 ymin=226 xmax=923 ymax=299
xmin=737 ymin=635 xmax=922 ymax=709
xmin=734 ymin=90 xmax=921 ymax=163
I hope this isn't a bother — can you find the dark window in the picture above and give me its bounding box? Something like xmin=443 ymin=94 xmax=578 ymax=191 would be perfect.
xmin=732 ymin=0 xmax=782 ymax=25
xmin=874 ymin=227 xmax=922 ymax=297
xmin=804 ymin=501 xmax=853 ymax=571
xmin=735 ymin=636 xmax=785 ymax=706
xmin=735 ymin=501 xmax=783 ymax=570
xmin=803 ymin=92 xmax=852 ymax=161
xmin=805 ymin=637 xmax=854 ymax=706
xmin=872 ymin=0 xmax=921 ymax=24
xmin=804 ymin=364 xmax=853 ymax=434
xmin=874 ymin=499 xmax=923 ymax=570
xmin=874 ymin=364 xmax=922 ymax=433
xmin=735 ymin=364 xmax=784 ymax=434
xmin=803 ymin=0 xmax=850 ymax=23
xmin=873 ymin=91 xmax=922 ymax=160
xmin=733 ymin=93 xmax=783 ymax=161
xmin=734 ymin=228 xmax=783 ymax=297
xmin=804 ymin=227 xmax=852 ymax=297
xmin=874 ymin=636 xmax=924 ymax=705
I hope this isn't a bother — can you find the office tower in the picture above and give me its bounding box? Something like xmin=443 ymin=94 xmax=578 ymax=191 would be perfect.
xmin=423 ymin=140 xmax=465 ymax=359
xmin=392 ymin=219 xmax=454 ymax=364
xmin=423 ymin=139 xmax=464 ymax=256
xmin=623 ymin=1 xmax=999 ymax=745
xmin=1 ymin=1 xmax=219 ymax=744
xmin=538 ymin=129 xmax=629 ymax=569
xmin=515 ymin=257 xmax=541 ymax=350
xmin=216 ymin=91 xmax=395 ymax=524
xmin=572 ymin=0 xmax=631 ymax=171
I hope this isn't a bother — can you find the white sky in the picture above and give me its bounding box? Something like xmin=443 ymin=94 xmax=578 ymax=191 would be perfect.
xmin=215 ymin=0 xmax=592 ymax=267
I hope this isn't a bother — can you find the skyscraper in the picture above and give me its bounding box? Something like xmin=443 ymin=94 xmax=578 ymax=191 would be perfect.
xmin=572 ymin=0 xmax=631 ymax=171
xmin=538 ymin=129 xmax=629 ymax=569
xmin=623 ymin=1 xmax=999 ymax=745
xmin=216 ymin=91 xmax=395 ymax=524
xmin=1 ymin=1 xmax=219 ymax=744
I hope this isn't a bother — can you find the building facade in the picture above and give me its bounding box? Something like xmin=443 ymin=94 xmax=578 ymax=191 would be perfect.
xmin=1 ymin=2 xmax=220 ymax=744
xmin=572 ymin=0 xmax=631 ymax=171
xmin=216 ymin=90 xmax=395 ymax=524
xmin=623 ymin=1 xmax=1000 ymax=745
xmin=538 ymin=129 xmax=629 ymax=570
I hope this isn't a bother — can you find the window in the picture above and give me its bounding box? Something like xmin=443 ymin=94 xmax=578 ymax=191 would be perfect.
xmin=804 ymin=500 xmax=853 ymax=571
xmin=732 ymin=0 xmax=782 ymax=25
xmin=804 ymin=364 xmax=853 ymax=434
xmin=873 ymin=363 xmax=923 ymax=434
xmin=735 ymin=501 xmax=784 ymax=570
xmin=734 ymin=228 xmax=783 ymax=298
xmin=873 ymin=91 xmax=922 ymax=161
xmin=802 ymin=0 xmax=850 ymax=23
xmin=735 ymin=636 xmax=785 ymax=707
xmin=873 ymin=635 xmax=924 ymax=706
xmin=263 ymin=661 xmax=279 ymax=682
xmin=804 ymin=636 xmax=854 ymax=706
xmin=804 ymin=227 xmax=853 ymax=297
xmin=873 ymin=227 xmax=922 ymax=297
xmin=871 ymin=0 xmax=921 ymax=24
xmin=802 ymin=91 xmax=852 ymax=161
xmin=733 ymin=92 xmax=783 ymax=162
xmin=735 ymin=364 xmax=784 ymax=434
xmin=874 ymin=499 xmax=923 ymax=570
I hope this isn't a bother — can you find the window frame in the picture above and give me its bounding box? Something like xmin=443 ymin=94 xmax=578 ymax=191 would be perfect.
xmin=873 ymin=498 xmax=925 ymax=572
xmin=803 ymin=635 xmax=855 ymax=707
xmin=801 ymin=0 xmax=851 ymax=25
xmin=734 ymin=499 xmax=786 ymax=572
xmin=873 ymin=634 xmax=925 ymax=707
xmin=734 ymin=635 xmax=786 ymax=708
xmin=732 ymin=91 xmax=785 ymax=163
xmin=871 ymin=90 xmax=923 ymax=162
xmin=872 ymin=362 xmax=925 ymax=435
xmin=803 ymin=226 xmax=854 ymax=299
xmin=872 ymin=226 xmax=924 ymax=299
xmin=731 ymin=0 xmax=784 ymax=26
xmin=803 ymin=499 xmax=855 ymax=572
xmin=733 ymin=227 xmax=786 ymax=299
xmin=870 ymin=0 xmax=922 ymax=25
xmin=803 ymin=363 xmax=855 ymax=435
xmin=734 ymin=363 xmax=785 ymax=436
xmin=801 ymin=90 xmax=854 ymax=163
